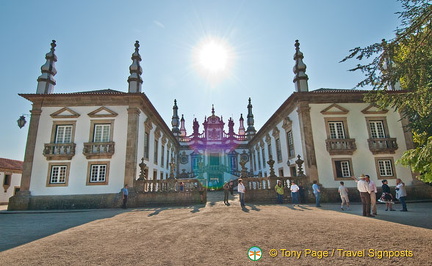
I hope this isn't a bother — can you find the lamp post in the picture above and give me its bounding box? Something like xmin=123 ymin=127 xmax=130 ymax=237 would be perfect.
xmin=17 ymin=115 xmax=29 ymax=129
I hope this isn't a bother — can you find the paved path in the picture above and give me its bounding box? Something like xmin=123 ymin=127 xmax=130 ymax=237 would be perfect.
xmin=1 ymin=193 xmax=430 ymax=253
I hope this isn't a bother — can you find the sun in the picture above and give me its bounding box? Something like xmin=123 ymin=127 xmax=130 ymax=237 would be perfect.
xmin=198 ymin=39 xmax=228 ymax=73
xmin=193 ymin=36 xmax=235 ymax=84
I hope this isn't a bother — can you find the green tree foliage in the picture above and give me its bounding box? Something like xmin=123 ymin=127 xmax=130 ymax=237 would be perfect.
xmin=341 ymin=0 xmax=432 ymax=182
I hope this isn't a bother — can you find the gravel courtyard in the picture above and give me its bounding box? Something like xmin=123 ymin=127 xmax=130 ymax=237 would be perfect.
xmin=0 ymin=192 xmax=431 ymax=265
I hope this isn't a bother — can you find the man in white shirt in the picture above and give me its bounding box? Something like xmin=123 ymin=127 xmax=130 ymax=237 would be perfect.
xmin=355 ymin=174 xmax=374 ymax=217
xmin=365 ymin=175 xmax=378 ymax=215
xmin=237 ymin=179 xmax=246 ymax=208
xmin=290 ymin=181 xmax=300 ymax=205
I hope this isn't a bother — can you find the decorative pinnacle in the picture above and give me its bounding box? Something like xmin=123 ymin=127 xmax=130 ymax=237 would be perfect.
xmin=135 ymin=40 xmax=140 ymax=52
xmin=50 ymin=40 xmax=56 ymax=51
xmin=295 ymin=39 xmax=299 ymax=51
xmin=212 ymin=104 xmax=215 ymax=116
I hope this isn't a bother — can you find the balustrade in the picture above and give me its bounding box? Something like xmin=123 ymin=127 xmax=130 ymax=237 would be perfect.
xmin=368 ymin=138 xmax=398 ymax=154
xmin=43 ymin=143 xmax=76 ymax=160
xmin=325 ymin=138 xmax=357 ymax=155
xmin=83 ymin=142 xmax=115 ymax=159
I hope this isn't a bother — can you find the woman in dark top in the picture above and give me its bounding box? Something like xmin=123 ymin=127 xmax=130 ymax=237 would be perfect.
xmin=380 ymin=180 xmax=395 ymax=211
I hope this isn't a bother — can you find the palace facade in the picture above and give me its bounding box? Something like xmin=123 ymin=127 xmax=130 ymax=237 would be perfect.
xmin=9 ymin=40 xmax=422 ymax=209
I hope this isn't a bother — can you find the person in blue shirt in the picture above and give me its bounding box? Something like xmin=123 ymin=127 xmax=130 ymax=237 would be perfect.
xmin=121 ymin=184 xmax=129 ymax=209
xmin=312 ymin=180 xmax=321 ymax=207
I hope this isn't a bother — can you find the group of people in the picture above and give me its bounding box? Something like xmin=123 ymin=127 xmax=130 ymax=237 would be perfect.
xmin=353 ymin=175 xmax=408 ymax=217
xmin=274 ymin=180 xmax=321 ymax=207
xmin=121 ymin=176 xmax=408 ymax=212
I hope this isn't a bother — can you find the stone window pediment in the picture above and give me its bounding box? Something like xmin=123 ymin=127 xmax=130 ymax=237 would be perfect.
xmin=361 ymin=104 xmax=389 ymax=114
xmin=320 ymin=103 xmax=349 ymax=115
xmin=87 ymin=107 xmax=118 ymax=118
xmin=50 ymin=107 xmax=80 ymax=118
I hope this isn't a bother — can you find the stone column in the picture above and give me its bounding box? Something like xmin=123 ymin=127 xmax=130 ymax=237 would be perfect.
xmin=297 ymin=101 xmax=318 ymax=183
xmin=124 ymin=106 xmax=140 ymax=187
xmin=8 ymin=102 xmax=42 ymax=210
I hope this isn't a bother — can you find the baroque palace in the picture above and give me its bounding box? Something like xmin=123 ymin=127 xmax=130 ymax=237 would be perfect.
xmin=9 ymin=40 xmax=427 ymax=210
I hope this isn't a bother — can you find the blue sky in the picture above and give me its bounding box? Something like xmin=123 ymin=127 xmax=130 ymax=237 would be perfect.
xmin=0 ymin=0 xmax=402 ymax=160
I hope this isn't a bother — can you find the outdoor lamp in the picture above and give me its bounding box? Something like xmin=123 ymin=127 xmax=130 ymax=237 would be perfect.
xmin=17 ymin=115 xmax=27 ymax=129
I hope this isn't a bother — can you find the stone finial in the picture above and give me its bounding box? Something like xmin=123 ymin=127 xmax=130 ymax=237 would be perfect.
xmin=128 ymin=40 xmax=143 ymax=93
xmin=293 ymin=40 xmax=309 ymax=92
xmin=171 ymin=99 xmax=180 ymax=135
xmin=36 ymin=40 xmax=57 ymax=94
xmin=238 ymin=114 xmax=245 ymax=135
xmin=246 ymin=97 xmax=256 ymax=137
xmin=180 ymin=114 xmax=187 ymax=136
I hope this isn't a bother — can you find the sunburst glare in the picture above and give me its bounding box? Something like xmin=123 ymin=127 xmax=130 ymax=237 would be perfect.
xmin=192 ymin=36 xmax=236 ymax=86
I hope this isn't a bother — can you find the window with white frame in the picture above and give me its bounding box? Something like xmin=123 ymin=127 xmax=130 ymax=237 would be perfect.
xmin=93 ymin=124 xmax=111 ymax=142
xmin=377 ymin=159 xmax=395 ymax=178
xmin=89 ymin=164 xmax=107 ymax=183
xmin=55 ymin=125 xmax=73 ymax=143
xmin=287 ymin=130 xmax=295 ymax=158
xmin=47 ymin=163 xmax=70 ymax=186
xmin=369 ymin=120 xmax=386 ymax=138
xmin=276 ymin=138 xmax=282 ymax=162
xmin=154 ymin=140 xmax=159 ymax=164
xmin=261 ymin=148 xmax=266 ymax=168
xmin=328 ymin=121 xmax=346 ymax=139
xmin=257 ymin=149 xmax=261 ymax=170
xmin=333 ymin=159 xmax=353 ymax=178
xmin=144 ymin=132 xmax=150 ymax=160
xmin=161 ymin=146 xmax=165 ymax=167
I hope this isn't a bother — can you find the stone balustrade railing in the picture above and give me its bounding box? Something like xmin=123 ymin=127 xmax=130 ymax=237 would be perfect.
xmin=135 ymin=178 xmax=205 ymax=193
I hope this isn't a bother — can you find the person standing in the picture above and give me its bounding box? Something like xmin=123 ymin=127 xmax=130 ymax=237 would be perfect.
xmin=229 ymin=181 xmax=234 ymax=196
xmin=121 ymin=184 xmax=129 ymax=209
xmin=223 ymin=182 xmax=230 ymax=206
xmin=312 ymin=180 xmax=321 ymax=207
xmin=395 ymin=178 xmax=408 ymax=212
xmin=380 ymin=180 xmax=395 ymax=211
xmin=298 ymin=182 xmax=306 ymax=204
xmin=365 ymin=175 xmax=378 ymax=215
xmin=355 ymin=175 xmax=374 ymax=217
xmin=290 ymin=181 xmax=300 ymax=205
xmin=238 ymin=179 xmax=246 ymax=208
xmin=338 ymin=181 xmax=350 ymax=211
xmin=275 ymin=180 xmax=284 ymax=204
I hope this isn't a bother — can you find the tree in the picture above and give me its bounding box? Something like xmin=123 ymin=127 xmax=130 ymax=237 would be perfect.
xmin=341 ymin=0 xmax=432 ymax=182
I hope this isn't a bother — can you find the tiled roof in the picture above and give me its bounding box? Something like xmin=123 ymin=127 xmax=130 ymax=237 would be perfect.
xmin=0 ymin=158 xmax=23 ymax=171
xmin=74 ymin=89 xmax=126 ymax=94
xmin=311 ymin=88 xmax=367 ymax=93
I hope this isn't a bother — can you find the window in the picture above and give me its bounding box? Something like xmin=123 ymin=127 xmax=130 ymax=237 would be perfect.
xmin=287 ymin=130 xmax=295 ymax=158
xmin=144 ymin=132 xmax=150 ymax=159
xmin=166 ymin=149 xmax=170 ymax=169
xmin=257 ymin=149 xmax=261 ymax=170
xmin=154 ymin=140 xmax=159 ymax=164
xmin=86 ymin=162 xmax=109 ymax=185
xmin=161 ymin=146 xmax=165 ymax=167
xmin=328 ymin=121 xmax=346 ymax=139
xmin=369 ymin=121 xmax=386 ymax=138
xmin=3 ymin=174 xmax=11 ymax=186
xmin=261 ymin=148 xmax=266 ymax=168
xmin=55 ymin=125 xmax=73 ymax=143
xmin=332 ymin=159 xmax=353 ymax=179
xmin=90 ymin=164 xmax=106 ymax=182
xmin=268 ymin=143 xmax=273 ymax=160
xmin=46 ymin=163 xmax=70 ymax=186
xmin=375 ymin=158 xmax=396 ymax=179
xmin=93 ymin=124 xmax=111 ymax=142
xmin=50 ymin=166 xmax=67 ymax=183
xmin=252 ymin=153 xmax=256 ymax=171
xmin=276 ymin=138 xmax=282 ymax=162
